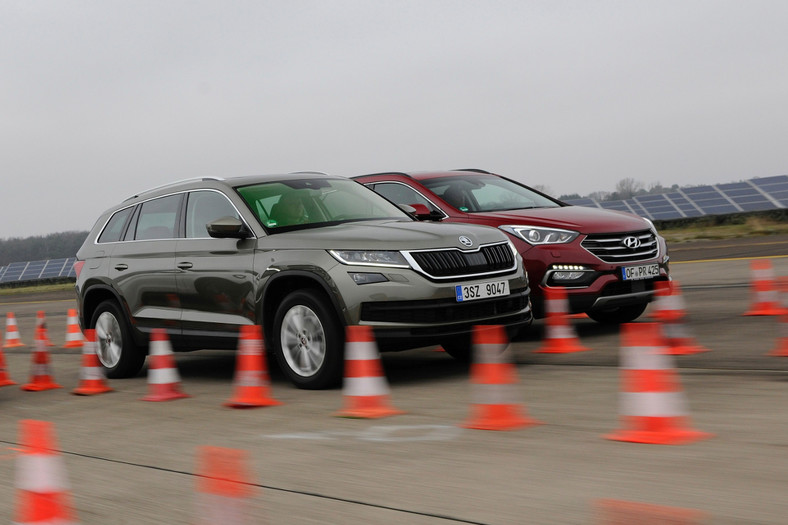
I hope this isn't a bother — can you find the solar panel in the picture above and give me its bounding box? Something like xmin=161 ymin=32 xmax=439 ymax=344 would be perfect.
xmin=0 ymin=262 xmax=27 ymax=283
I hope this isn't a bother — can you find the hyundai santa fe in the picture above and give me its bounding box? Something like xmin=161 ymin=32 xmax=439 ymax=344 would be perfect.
xmin=353 ymin=169 xmax=670 ymax=323
xmin=75 ymin=172 xmax=532 ymax=389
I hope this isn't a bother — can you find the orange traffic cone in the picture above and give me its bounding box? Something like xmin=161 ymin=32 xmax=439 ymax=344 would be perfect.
xmin=141 ymin=329 xmax=190 ymax=401
xmin=0 ymin=341 xmax=17 ymax=386
xmin=224 ymin=325 xmax=281 ymax=408
xmin=595 ymin=499 xmax=708 ymax=524
xmin=13 ymin=419 xmax=79 ymax=525
xmin=653 ymin=281 xmax=709 ymax=355
xmin=462 ymin=324 xmax=542 ymax=430
xmin=62 ymin=309 xmax=84 ymax=349
xmin=744 ymin=259 xmax=786 ymax=316
xmin=605 ymin=323 xmax=712 ymax=444
xmin=36 ymin=310 xmax=55 ymax=347
xmin=72 ymin=329 xmax=113 ymax=395
xmin=194 ymin=446 xmax=255 ymax=525
xmin=768 ymin=313 xmax=788 ymax=357
xmin=650 ymin=280 xmax=684 ymax=323
xmin=335 ymin=325 xmax=404 ymax=418
xmin=4 ymin=312 xmax=25 ymax=348
xmin=21 ymin=327 xmax=62 ymax=391
xmin=534 ymin=287 xmax=590 ymax=353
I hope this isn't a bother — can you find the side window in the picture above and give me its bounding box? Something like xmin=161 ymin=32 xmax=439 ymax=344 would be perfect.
xmin=134 ymin=194 xmax=182 ymax=240
xmin=373 ymin=183 xmax=441 ymax=213
xmin=97 ymin=207 xmax=133 ymax=243
xmin=186 ymin=191 xmax=241 ymax=238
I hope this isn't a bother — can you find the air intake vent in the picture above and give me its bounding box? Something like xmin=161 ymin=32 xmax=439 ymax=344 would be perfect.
xmin=581 ymin=230 xmax=659 ymax=263
xmin=407 ymin=242 xmax=516 ymax=279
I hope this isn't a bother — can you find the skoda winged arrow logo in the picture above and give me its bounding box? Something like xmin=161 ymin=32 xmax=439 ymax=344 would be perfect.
xmin=458 ymin=236 xmax=473 ymax=247
xmin=622 ymin=236 xmax=641 ymax=249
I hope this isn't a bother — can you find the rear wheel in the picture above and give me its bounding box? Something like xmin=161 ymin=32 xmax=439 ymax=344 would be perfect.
xmin=90 ymin=300 xmax=147 ymax=378
xmin=587 ymin=302 xmax=648 ymax=324
xmin=272 ymin=289 xmax=343 ymax=389
xmin=439 ymin=335 xmax=472 ymax=363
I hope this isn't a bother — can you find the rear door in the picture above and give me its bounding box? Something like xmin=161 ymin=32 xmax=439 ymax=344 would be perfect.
xmin=109 ymin=193 xmax=182 ymax=337
xmin=175 ymin=189 xmax=256 ymax=340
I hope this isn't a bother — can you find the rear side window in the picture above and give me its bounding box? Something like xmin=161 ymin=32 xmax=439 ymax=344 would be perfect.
xmin=97 ymin=207 xmax=133 ymax=243
xmin=186 ymin=191 xmax=242 ymax=238
xmin=134 ymin=194 xmax=182 ymax=240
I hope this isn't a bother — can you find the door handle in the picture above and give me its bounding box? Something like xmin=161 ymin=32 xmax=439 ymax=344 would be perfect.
xmin=177 ymin=262 xmax=194 ymax=270
xmin=114 ymin=264 xmax=128 ymax=271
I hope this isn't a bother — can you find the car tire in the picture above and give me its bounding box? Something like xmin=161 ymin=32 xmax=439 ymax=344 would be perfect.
xmin=587 ymin=302 xmax=649 ymax=324
xmin=272 ymin=289 xmax=343 ymax=390
xmin=90 ymin=300 xmax=147 ymax=378
xmin=439 ymin=335 xmax=473 ymax=363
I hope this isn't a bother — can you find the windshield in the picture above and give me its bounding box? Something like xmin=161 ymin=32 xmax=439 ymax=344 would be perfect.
xmin=237 ymin=178 xmax=410 ymax=230
xmin=422 ymin=174 xmax=561 ymax=212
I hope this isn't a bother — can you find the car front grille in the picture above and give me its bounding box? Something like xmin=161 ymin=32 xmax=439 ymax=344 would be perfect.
xmin=360 ymin=288 xmax=530 ymax=324
xmin=581 ymin=230 xmax=659 ymax=263
xmin=406 ymin=242 xmax=516 ymax=279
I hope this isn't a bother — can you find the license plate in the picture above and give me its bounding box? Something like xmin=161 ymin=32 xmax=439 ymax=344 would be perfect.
xmin=455 ymin=280 xmax=510 ymax=302
xmin=621 ymin=264 xmax=659 ymax=281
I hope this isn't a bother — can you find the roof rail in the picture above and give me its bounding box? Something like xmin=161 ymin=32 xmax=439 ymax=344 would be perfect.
xmin=451 ymin=168 xmax=492 ymax=174
xmin=287 ymin=171 xmax=330 ymax=176
xmin=350 ymin=172 xmax=413 ymax=179
xmin=123 ymin=177 xmax=225 ymax=202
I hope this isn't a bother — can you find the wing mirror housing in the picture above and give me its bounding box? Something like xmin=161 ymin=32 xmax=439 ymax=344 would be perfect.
xmin=206 ymin=216 xmax=252 ymax=239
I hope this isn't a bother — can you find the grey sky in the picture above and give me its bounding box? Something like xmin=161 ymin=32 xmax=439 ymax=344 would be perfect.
xmin=2 ymin=1 xmax=787 ymax=239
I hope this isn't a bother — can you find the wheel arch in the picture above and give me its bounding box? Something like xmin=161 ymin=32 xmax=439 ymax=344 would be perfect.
xmin=260 ymin=271 xmax=347 ymax=344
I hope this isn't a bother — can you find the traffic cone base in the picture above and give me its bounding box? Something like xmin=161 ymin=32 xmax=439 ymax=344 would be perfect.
xmin=336 ymin=393 xmax=405 ymax=418
xmin=142 ymin=382 xmax=190 ymax=402
xmin=605 ymin=416 xmax=713 ymax=445
xmin=463 ymin=403 xmax=541 ymax=431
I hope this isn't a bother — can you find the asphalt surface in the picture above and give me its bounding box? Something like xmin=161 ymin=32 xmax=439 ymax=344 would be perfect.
xmin=1 ymin=236 xmax=787 ymax=524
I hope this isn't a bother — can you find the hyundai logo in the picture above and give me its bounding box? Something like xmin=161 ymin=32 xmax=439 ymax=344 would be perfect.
xmin=622 ymin=236 xmax=641 ymax=249
xmin=459 ymin=236 xmax=473 ymax=247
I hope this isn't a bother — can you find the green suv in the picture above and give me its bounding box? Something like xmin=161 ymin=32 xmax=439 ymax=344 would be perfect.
xmin=75 ymin=173 xmax=532 ymax=389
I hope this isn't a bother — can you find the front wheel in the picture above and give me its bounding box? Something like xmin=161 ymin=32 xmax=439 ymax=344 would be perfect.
xmin=90 ymin=300 xmax=147 ymax=378
xmin=272 ymin=289 xmax=343 ymax=389
xmin=586 ymin=302 xmax=648 ymax=324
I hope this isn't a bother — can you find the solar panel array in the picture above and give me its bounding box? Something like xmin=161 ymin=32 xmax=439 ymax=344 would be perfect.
xmin=563 ymin=175 xmax=788 ymax=220
xmin=0 ymin=257 xmax=78 ymax=284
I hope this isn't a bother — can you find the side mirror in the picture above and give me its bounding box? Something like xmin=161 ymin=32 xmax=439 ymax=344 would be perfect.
xmin=206 ymin=216 xmax=251 ymax=239
xmin=400 ymin=203 xmax=435 ymax=221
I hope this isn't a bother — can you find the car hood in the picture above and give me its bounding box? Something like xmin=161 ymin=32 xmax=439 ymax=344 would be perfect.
xmin=259 ymin=219 xmax=508 ymax=251
xmin=475 ymin=206 xmax=652 ymax=234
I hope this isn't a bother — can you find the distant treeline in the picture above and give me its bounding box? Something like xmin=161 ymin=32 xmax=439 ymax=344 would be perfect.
xmin=0 ymin=231 xmax=89 ymax=266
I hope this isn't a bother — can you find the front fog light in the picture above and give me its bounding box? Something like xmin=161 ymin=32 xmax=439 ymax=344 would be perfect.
xmin=554 ymin=271 xmax=586 ymax=280
xmin=550 ymin=264 xmax=590 ymax=282
xmin=349 ymin=272 xmax=388 ymax=285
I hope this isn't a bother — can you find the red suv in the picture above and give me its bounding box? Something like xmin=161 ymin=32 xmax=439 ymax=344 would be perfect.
xmin=353 ymin=169 xmax=670 ymax=323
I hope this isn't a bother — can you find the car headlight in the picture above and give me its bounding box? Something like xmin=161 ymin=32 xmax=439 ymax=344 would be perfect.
xmin=500 ymin=225 xmax=579 ymax=245
xmin=329 ymin=250 xmax=410 ymax=268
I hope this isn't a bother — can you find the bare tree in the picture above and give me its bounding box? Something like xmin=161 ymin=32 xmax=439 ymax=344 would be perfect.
xmin=615 ymin=178 xmax=644 ymax=200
